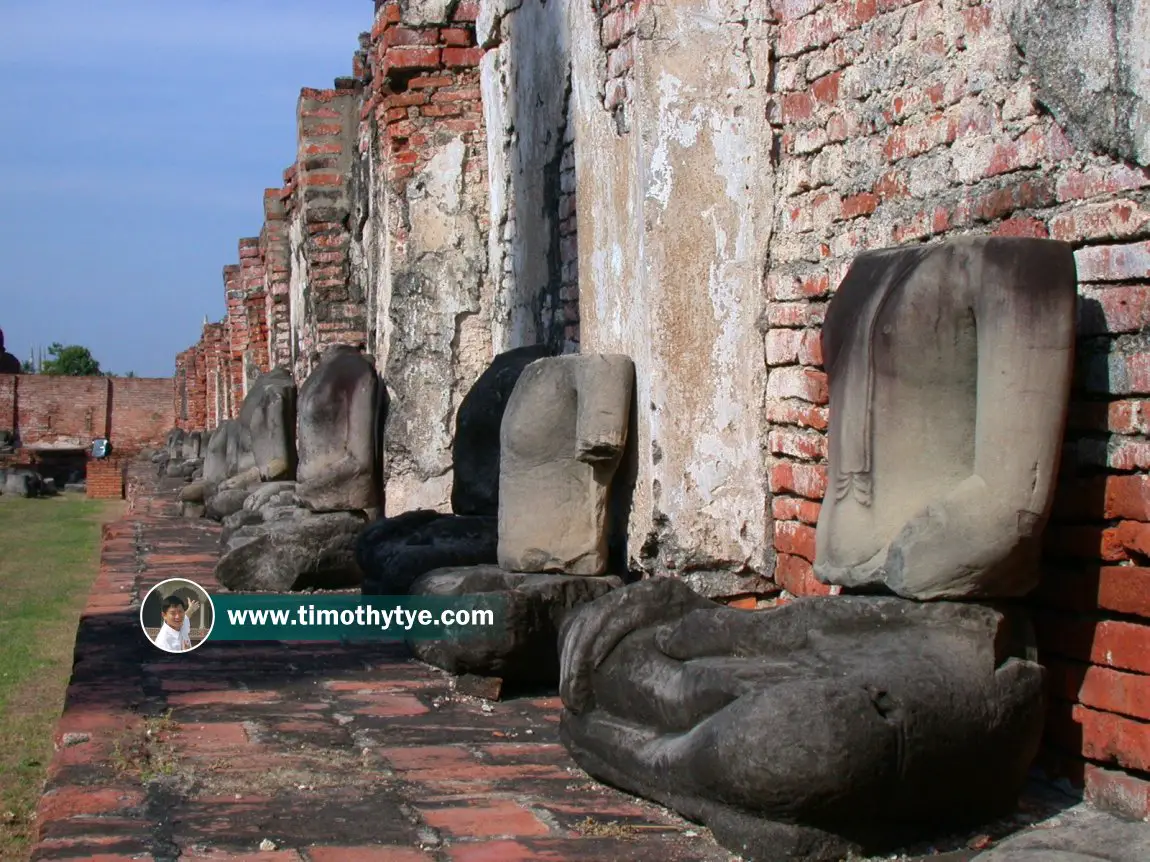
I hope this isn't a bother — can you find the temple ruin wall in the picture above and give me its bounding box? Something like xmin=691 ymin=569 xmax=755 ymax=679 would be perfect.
xmin=172 ymin=0 xmax=1150 ymax=814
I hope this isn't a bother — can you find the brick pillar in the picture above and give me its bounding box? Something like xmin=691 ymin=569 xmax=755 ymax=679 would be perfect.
xmin=362 ymin=0 xmax=495 ymax=514
xmin=239 ymin=237 xmax=269 ymax=392
xmin=288 ymin=83 xmax=366 ymax=382
xmin=569 ymin=0 xmax=775 ymax=592
xmin=262 ymin=188 xmax=293 ymax=370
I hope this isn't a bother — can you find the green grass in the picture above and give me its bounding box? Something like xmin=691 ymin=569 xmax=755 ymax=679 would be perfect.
xmin=0 ymin=493 xmax=122 ymax=861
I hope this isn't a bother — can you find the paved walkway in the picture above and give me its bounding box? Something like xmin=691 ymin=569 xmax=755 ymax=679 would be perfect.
xmin=31 ymin=463 xmax=1137 ymax=862
xmin=31 ymin=466 xmax=737 ymax=862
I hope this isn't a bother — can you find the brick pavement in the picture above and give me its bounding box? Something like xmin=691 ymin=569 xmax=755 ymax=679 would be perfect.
xmin=31 ymin=462 xmax=1100 ymax=862
xmin=30 ymin=465 xmax=740 ymax=862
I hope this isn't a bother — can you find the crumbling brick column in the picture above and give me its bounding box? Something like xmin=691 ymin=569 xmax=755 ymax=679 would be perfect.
xmin=479 ymin=0 xmax=578 ymax=353
xmin=765 ymin=0 xmax=1150 ymax=818
xmin=360 ymin=0 xmax=495 ymax=513
xmin=261 ymin=188 xmax=293 ymax=370
xmin=569 ymin=0 xmax=776 ymax=595
xmin=288 ymin=83 xmax=366 ymax=383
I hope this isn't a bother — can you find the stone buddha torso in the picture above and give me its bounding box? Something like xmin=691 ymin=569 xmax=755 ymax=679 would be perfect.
xmin=814 ymin=237 xmax=1077 ymax=599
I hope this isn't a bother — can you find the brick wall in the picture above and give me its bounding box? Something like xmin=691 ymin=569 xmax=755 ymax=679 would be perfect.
xmin=0 ymin=374 xmax=171 ymax=452
xmin=86 ymin=457 xmax=124 ymax=499
xmin=262 ymin=188 xmax=293 ymax=370
xmin=595 ymin=0 xmax=644 ymax=135
xmin=0 ymin=374 xmax=15 ymax=432
xmin=108 ymin=378 xmax=175 ymax=454
xmin=763 ymin=0 xmax=1150 ymax=816
xmin=289 ymin=83 xmax=366 ymax=381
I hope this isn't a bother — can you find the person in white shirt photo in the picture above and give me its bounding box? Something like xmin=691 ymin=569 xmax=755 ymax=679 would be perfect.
xmin=153 ymin=595 xmax=200 ymax=652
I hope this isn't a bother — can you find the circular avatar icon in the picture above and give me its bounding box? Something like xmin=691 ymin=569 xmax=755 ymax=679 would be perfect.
xmin=140 ymin=578 xmax=215 ymax=653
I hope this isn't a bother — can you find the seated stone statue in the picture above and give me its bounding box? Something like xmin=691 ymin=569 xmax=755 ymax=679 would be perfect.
xmin=213 ymin=352 xmax=380 ymax=592
xmin=220 ymin=367 xmax=298 ymax=490
xmin=0 ymin=329 xmax=22 ymax=374
xmin=407 ymin=352 xmax=634 ymax=687
xmin=498 ymin=353 xmax=635 ymax=574
xmin=296 ymin=345 xmax=385 ymax=514
xmin=357 ymin=344 xmax=551 ymax=595
xmin=557 ymin=238 xmax=1077 ymax=861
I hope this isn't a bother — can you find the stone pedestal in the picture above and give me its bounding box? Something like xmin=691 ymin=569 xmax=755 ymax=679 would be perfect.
xmin=410 ymin=566 xmax=621 ymax=686
xmin=558 ymin=578 xmax=1045 ymax=862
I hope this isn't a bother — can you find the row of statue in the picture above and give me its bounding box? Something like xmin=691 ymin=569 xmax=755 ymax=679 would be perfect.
xmin=160 ymin=237 xmax=1081 ymax=862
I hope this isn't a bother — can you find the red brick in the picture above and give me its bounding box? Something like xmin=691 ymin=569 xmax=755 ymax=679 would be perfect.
xmin=1057 ymin=164 xmax=1150 ymax=202
xmin=1085 ymin=763 xmax=1150 ymax=820
xmin=353 ymin=694 xmax=429 ymax=717
xmin=384 ymin=46 xmax=442 ymax=70
xmin=37 ymin=787 xmax=145 ymax=822
xmin=1114 ymin=520 xmax=1150 ymax=557
xmin=763 ymin=400 xmax=829 ymax=430
xmin=775 ymin=520 xmax=817 ymax=562
xmin=811 ymin=71 xmax=840 ymax=103
xmin=442 ymin=46 xmax=484 ymax=67
xmin=1048 ymin=659 xmax=1150 ymax=721
xmin=385 ymin=26 xmax=440 ymax=47
xmin=782 ymin=91 xmax=814 ymax=122
xmin=774 ymin=552 xmax=832 ymax=596
xmin=309 ymin=848 xmax=433 ymax=861
xmin=841 ymin=192 xmax=879 ymax=219
xmin=1063 ymin=704 xmax=1150 ymax=772
xmin=441 ymin=27 xmax=472 ymax=46
xmin=451 ymin=0 xmax=480 ymax=22
xmin=448 ymin=842 xmax=549 ymax=862
xmin=381 ymin=745 xmax=476 ymax=771
xmin=1050 ymin=200 xmax=1150 ymax=242
xmin=1076 ymin=241 xmax=1150 ymax=282
xmin=408 ymin=75 xmax=455 ymax=89
xmin=767 ymin=427 xmax=827 ymax=460
xmin=1106 ymin=475 xmax=1150 ymax=520
xmin=1036 ymin=615 xmax=1150 ymax=674
xmin=993 ymin=216 xmax=1049 ymax=238
xmin=771 ymin=496 xmax=822 ymax=524
xmin=769 ymin=461 xmax=828 ymax=499
xmin=419 ymin=801 xmax=549 ymax=838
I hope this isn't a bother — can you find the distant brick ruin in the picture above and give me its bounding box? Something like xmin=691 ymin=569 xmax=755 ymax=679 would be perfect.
xmin=174 ymin=0 xmax=1150 ymax=817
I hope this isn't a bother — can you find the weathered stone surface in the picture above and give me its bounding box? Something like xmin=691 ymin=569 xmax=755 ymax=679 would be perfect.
xmin=2 ymin=468 xmax=44 ymax=498
xmin=358 ymin=510 xmax=498 ymax=595
xmin=1007 ymin=0 xmax=1150 ymax=166
xmin=204 ymin=488 xmax=250 ymax=521
xmin=370 ymin=133 xmax=494 ymax=516
xmin=242 ymin=480 xmax=299 ymax=513
xmin=499 ymin=354 xmax=634 ymax=575
xmin=179 ymin=481 xmax=207 ymax=503
xmin=165 ymin=427 xmax=185 ymax=461
xmin=215 ymin=511 xmax=367 ymax=591
xmin=452 ymin=343 xmax=552 ymax=516
xmin=814 ymin=238 xmax=1077 ymax=600
xmin=559 ymin=578 xmax=1045 ymax=862
xmin=569 ymin=0 xmax=774 ymax=580
xmin=239 ymin=367 xmax=297 ymax=482
xmin=972 ymin=805 xmax=1150 ymax=860
xmin=411 ymin=566 xmax=621 ymax=682
xmin=202 ymin=419 xmax=255 ymax=487
xmin=297 ymin=345 xmax=385 ymax=514
xmin=180 ymin=431 xmax=203 ymax=461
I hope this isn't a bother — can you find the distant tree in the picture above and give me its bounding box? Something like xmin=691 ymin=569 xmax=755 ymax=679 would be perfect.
xmin=40 ymin=343 xmax=102 ymax=377
xmin=20 ymin=359 xmax=34 ymax=373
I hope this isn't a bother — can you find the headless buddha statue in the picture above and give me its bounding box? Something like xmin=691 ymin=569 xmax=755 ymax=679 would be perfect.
xmin=557 ymin=237 xmax=1078 ymax=862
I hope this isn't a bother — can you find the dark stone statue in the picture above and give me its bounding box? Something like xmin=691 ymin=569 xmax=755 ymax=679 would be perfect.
xmin=357 ymin=344 xmax=550 ymax=595
xmin=556 ymin=238 xmax=1078 ymax=861
xmin=0 ymin=329 xmax=21 ymax=374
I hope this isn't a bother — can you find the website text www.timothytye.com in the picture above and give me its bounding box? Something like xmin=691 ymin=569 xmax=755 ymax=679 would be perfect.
xmin=225 ymin=603 xmax=496 ymax=631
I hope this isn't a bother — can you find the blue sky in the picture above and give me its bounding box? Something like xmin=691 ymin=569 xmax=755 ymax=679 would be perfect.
xmin=0 ymin=0 xmax=369 ymax=377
